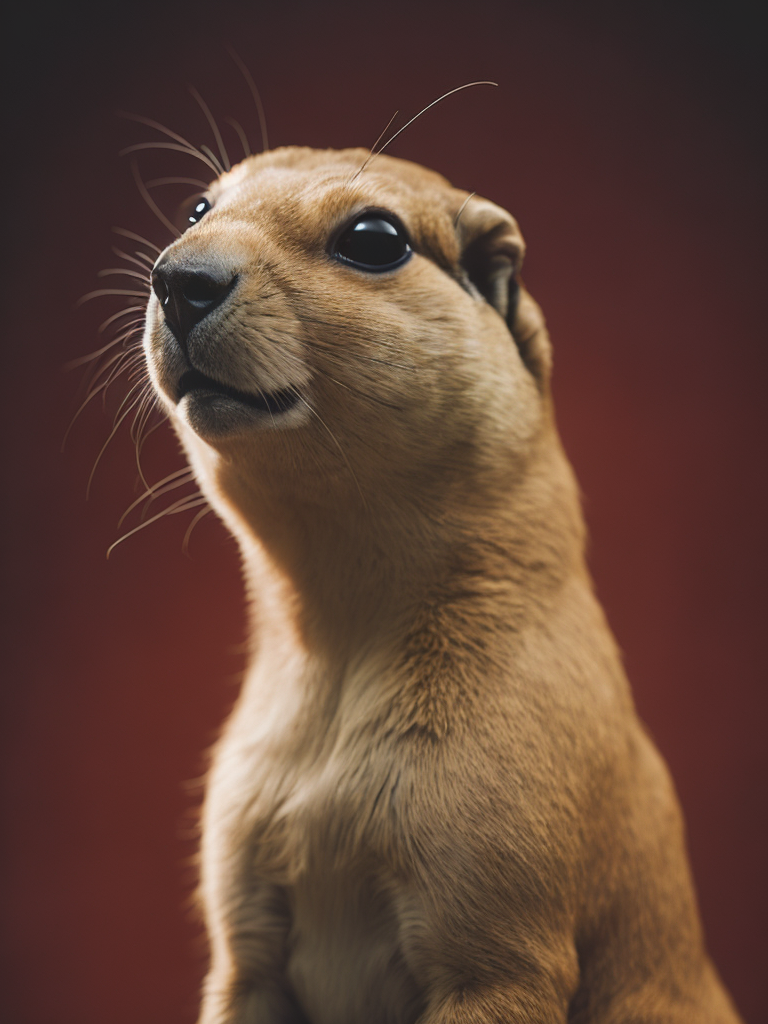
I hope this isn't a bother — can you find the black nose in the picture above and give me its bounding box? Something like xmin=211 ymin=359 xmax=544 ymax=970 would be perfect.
xmin=152 ymin=260 xmax=237 ymax=346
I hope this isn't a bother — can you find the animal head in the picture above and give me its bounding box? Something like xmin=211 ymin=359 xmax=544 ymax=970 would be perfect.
xmin=143 ymin=147 xmax=554 ymax=525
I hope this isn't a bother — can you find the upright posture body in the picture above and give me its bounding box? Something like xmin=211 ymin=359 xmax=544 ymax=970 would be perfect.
xmin=143 ymin=148 xmax=741 ymax=1023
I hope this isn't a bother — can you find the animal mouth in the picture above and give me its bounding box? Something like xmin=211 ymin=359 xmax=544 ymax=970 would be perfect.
xmin=177 ymin=368 xmax=301 ymax=415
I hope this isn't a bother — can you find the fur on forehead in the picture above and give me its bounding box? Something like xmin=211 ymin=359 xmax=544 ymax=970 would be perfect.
xmin=216 ymin=146 xmax=454 ymax=192
xmin=208 ymin=147 xmax=464 ymax=264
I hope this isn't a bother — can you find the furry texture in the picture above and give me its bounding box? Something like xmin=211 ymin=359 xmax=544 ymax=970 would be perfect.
xmin=142 ymin=148 xmax=742 ymax=1023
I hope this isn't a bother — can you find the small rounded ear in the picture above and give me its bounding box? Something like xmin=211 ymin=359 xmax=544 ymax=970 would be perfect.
xmin=456 ymin=194 xmax=551 ymax=385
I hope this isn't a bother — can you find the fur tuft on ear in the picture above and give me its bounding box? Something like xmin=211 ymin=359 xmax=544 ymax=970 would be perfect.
xmin=455 ymin=195 xmax=552 ymax=385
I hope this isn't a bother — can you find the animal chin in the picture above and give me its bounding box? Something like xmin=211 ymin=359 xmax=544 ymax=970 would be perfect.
xmin=176 ymin=368 xmax=301 ymax=416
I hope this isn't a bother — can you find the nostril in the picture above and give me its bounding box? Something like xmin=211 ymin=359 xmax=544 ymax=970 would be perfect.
xmin=151 ymin=260 xmax=238 ymax=346
xmin=181 ymin=272 xmax=235 ymax=307
xmin=152 ymin=271 xmax=169 ymax=306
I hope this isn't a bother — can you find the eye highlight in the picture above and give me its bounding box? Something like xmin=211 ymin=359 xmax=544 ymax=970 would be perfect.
xmin=188 ymin=197 xmax=212 ymax=225
xmin=332 ymin=212 xmax=412 ymax=272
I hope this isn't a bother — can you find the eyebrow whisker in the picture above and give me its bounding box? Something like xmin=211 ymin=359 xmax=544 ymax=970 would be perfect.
xmin=189 ymin=85 xmax=231 ymax=173
xmin=355 ymin=81 xmax=498 ymax=179
xmin=228 ymin=48 xmax=269 ymax=152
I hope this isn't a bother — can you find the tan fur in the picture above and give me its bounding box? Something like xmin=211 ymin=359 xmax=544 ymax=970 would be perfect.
xmin=143 ymin=147 xmax=742 ymax=1023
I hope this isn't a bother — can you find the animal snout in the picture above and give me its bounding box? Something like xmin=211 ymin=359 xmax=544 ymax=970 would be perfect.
xmin=152 ymin=259 xmax=237 ymax=347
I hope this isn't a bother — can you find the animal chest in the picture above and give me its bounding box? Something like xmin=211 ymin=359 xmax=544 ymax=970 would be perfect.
xmin=235 ymin=715 xmax=427 ymax=1024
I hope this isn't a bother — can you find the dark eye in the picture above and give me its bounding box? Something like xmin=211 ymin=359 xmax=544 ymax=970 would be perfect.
xmin=188 ymin=197 xmax=212 ymax=225
xmin=332 ymin=213 xmax=412 ymax=272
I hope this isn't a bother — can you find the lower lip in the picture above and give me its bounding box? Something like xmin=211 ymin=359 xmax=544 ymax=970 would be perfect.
xmin=177 ymin=369 xmax=301 ymax=416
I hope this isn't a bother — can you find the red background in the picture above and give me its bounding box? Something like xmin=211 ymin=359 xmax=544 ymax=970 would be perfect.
xmin=3 ymin=2 xmax=766 ymax=1021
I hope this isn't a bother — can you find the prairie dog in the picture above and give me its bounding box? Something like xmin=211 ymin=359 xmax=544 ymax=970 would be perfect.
xmin=143 ymin=147 xmax=742 ymax=1023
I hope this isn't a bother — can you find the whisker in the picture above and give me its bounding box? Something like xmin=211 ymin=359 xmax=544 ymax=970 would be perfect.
xmin=129 ymin=388 xmax=157 ymax=445
xmin=199 ymin=144 xmax=225 ymax=177
xmin=65 ymin=321 xmax=143 ymax=370
xmin=130 ymin=390 xmax=163 ymax=490
xmin=134 ymin=413 xmax=170 ymax=469
xmin=97 ymin=267 xmax=152 ymax=284
xmin=100 ymin=352 xmax=146 ymax=410
xmin=348 ymin=109 xmax=399 ymax=185
xmin=182 ymin=504 xmax=214 ymax=554
xmin=77 ymin=287 xmax=149 ymax=307
xmin=228 ymin=48 xmax=269 ymax=152
xmin=112 ymin=247 xmax=156 ymax=273
xmin=87 ymin=382 xmax=147 ymax=497
xmin=189 ymin=85 xmax=230 ymax=172
xmin=79 ymin=342 xmax=139 ymax=397
xmin=101 ymin=311 xmax=145 ymax=333
xmin=132 ymin=251 xmax=156 ymax=267
xmin=112 ymin=227 xmax=162 ymax=255
xmin=294 ymin=313 xmax=415 ymax=369
xmin=454 ymin=192 xmax=476 ymax=228
xmin=298 ymin=395 xmax=367 ymax=509
xmin=119 ymin=466 xmax=197 ymax=527
xmin=145 ymin=176 xmax=210 ymax=189
xmin=356 ymin=81 xmax=498 ymax=177
xmin=134 ymin=409 xmax=167 ymax=473
xmin=120 ymin=141 xmax=220 ymax=176
xmin=63 ymin=353 xmax=139 ymax=452
xmin=318 ymin=370 xmax=406 ymax=412
xmin=295 ymin=319 xmax=409 ymax=411
xmin=119 ymin=111 xmax=213 ymax=160
xmin=129 ymin=395 xmax=154 ymax=491
xmin=63 ymin=369 xmax=121 ymax=450
xmin=131 ymin=159 xmax=181 ymax=239
xmin=107 ymin=495 xmax=209 ymax=559
xmin=89 ymin=343 xmax=144 ymax=395
xmin=225 ymin=116 xmax=250 ymax=159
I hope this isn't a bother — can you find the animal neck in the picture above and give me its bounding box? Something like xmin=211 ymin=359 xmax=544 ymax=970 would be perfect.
xmin=200 ymin=421 xmax=588 ymax=674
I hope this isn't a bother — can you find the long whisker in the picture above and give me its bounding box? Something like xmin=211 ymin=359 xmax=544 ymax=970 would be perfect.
xmin=99 ymin=306 xmax=145 ymax=333
xmin=348 ymin=109 xmax=399 ymax=185
xmin=134 ymin=410 xmax=164 ymax=475
xmin=131 ymin=159 xmax=181 ymax=239
xmin=129 ymin=390 xmax=157 ymax=490
xmin=228 ymin=48 xmax=269 ymax=152
xmin=145 ymin=176 xmax=210 ymax=189
xmin=298 ymin=395 xmax=367 ymax=509
xmin=199 ymin=144 xmax=225 ymax=176
xmin=134 ymin=411 xmax=169 ymax=459
xmin=119 ymin=111 xmax=213 ymax=159
xmin=77 ymin=339 xmax=139 ymax=396
xmin=294 ymin=313 xmax=415 ymax=369
xmin=87 ymin=345 xmax=144 ymax=406
xmin=77 ymin=287 xmax=149 ymax=306
xmin=107 ymin=495 xmax=209 ymax=559
xmin=97 ymin=267 xmax=152 ymax=284
xmin=189 ymin=85 xmax=230 ymax=172
xmin=356 ymin=81 xmax=498 ymax=178
xmin=226 ymin=116 xmax=250 ymax=159
xmin=295 ymin=319 xmax=409 ymax=411
xmin=112 ymin=247 xmax=156 ymax=273
xmin=319 ymin=369 xmax=405 ymax=411
xmin=454 ymin=191 xmax=476 ymax=228
xmin=129 ymin=388 xmax=155 ymax=444
xmin=182 ymin=504 xmax=214 ymax=554
xmin=112 ymin=227 xmax=162 ymax=254
xmin=100 ymin=351 xmax=146 ymax=411
xmin=120 ymin=141 xmax=221 ymax=176
xmin=65 ymin=320 xmax=143 ymax=370
xmin=132 ymin=251 xmax=156 ymax=267
xmin=62 ymin=351 xmax=133 ymax=450
xmin=87 ymin=382 xmax=147 ymax=497
xmin=119 ymin=466 xmax=197 ymax=527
